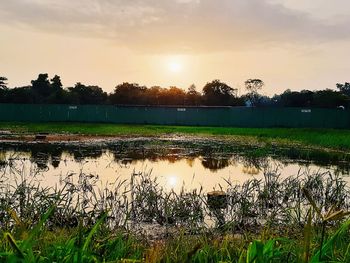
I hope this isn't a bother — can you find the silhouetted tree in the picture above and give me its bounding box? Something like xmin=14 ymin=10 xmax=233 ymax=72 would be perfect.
xmin=145 ymin=86 xmax=162 ymax=105
xmin=336 ymin=82 xmax=350 ymax=96
xmin=5 ymin=86 xmax=34 ymax=103
xmin=51 ymin=75 xmax=63 ymax=92
xmin=202 ymin=80 xmax=237 ymax=106
xmin=312 ymin=89 xmax=349 ymax=108
xmin=279 ymin=89 xmax=313 ymax=107
xmin=31 ymin=73 xmax=53 ymax=102
xmin=160 ymin=86 xmax=186 ymax=105
xmin=110 ymin=82 xmax=146 ymax=105
xmin=68 ymin=82 xmax=107 ymax=104
xmin=244 ymin=79 xmax=264 ymax=106
xmin=0 ymin=76 xmax=8 ymax=89
xmin=46 ymin=75 xmax=68 ymax=103
xmin=0 ymin=76 xmax=8 ymax=103
xmin=0 ymin=89 xmax=5 ymax=103
xmin=2 ymin=72 xmax=350 ymax=109
xmin=186 ymin=84 xmax=201 ymax=105
xmin=255 ymin=95 xmax=275 ymax=107
xmin=245 ymin=79 xmax=264 ymax=93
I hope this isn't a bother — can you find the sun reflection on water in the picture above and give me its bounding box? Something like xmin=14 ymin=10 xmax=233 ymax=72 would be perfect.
xmin=167 ymin=175 xmax=178 ymax=189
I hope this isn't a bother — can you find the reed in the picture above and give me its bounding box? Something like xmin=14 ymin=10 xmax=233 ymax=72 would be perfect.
xmin=0 ymin=161 xmax=349 ymax=262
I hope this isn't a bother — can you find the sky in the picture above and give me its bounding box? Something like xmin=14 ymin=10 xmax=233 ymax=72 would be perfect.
xmin=0 ymin=0 xmax=349 ymax=95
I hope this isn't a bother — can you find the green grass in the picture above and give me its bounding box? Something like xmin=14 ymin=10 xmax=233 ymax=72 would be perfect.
xmin=1 ymin=122 xmax=350 ymax=151
xmin=1 ymin=161 xmax=350 ymax=262
xmin=1 ymin=214 xmax=349 ymax=262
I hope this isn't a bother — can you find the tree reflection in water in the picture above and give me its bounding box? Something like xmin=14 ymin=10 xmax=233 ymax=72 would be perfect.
xmin=0 ymin=140 xmax=349 ymax=174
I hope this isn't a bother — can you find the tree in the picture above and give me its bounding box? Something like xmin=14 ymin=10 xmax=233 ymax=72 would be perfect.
xmin=0 ymin=76 xmax=8 ymax=89
xmin=145 ymin=86 xmax=162 ymax=105
xmin=0 ymin=76 xmax=8 ymax=103
xmin=336 ymin=82 xmax=350 ymax=96
xmin=312 ymin=89 xmax=349 ymax=108
xmin=5 ymin=86 xmax=34 ymax=104
xmin=48 ymin=75 xmax=67 ymax=104
xmin=31 ymin=73 xmax=54 ymax=102
xmin=202 ymin=80 xmax=237 ymax=106
xmin=110 ymin=83 xmax=146 ymax=105
xmin=279 ymin=89 xmax=313 ymax=107
xmin=245 ymin=79 xmax=264 ymax=93
xmin=31 ymin=73 xmax=51 ymax=94
xmin=68 ymin=82 xmax=107 ymax=104
xmin=161 ymin=86 xmax=186 ymax=105
xmin=50 ymin=75 xmax=63 ymax=92
xmin=244 ymin=79 xmax=264 ymax=106
xmin=186 ymin=84 xmax=201 ymax=105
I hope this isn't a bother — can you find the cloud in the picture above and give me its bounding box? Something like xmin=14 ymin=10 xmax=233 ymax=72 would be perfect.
xmin=0 ymin=0 xmax=349 ymax=53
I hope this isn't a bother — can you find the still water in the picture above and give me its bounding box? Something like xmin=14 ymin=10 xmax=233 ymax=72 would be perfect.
xmin=1 ymin=138 xmax=349 ymax=192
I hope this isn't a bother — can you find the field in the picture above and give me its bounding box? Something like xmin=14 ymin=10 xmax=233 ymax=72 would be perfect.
xmin=1 ymin=122 xmax=350 ymax=151
xmin=1 ymin=122 xmax=350 ymax=262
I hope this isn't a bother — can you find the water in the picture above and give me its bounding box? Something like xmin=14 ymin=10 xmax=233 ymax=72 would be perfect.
xmin=1 ymin=138 xmax=349 ymax=192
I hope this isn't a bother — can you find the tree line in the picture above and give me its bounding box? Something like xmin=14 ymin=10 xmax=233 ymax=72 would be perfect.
xmin=0 ymin=74 xmax=349 ymax=108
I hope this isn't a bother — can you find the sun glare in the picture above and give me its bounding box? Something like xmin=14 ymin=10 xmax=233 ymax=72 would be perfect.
xmin=167 ymin=175 xmax=178 ymax=188
xmin=168 ymin=61 xmax=182 ymax=73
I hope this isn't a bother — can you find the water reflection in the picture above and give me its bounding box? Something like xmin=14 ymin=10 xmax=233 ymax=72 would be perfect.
xmin=242 ymin=166 xmax=260 ymax=175
xmin=166 ymin=175 xmax=178 ymax=189
xmin=1 ymin=139 xmax=350 ymax=192
xmin=201 ymin=157 xmax=231 ymax=172
xmin=30 ymin=150 xmax=50 ymax=170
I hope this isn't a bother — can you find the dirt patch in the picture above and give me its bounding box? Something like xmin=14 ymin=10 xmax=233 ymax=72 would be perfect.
xmin=0 ymin=131 xmax=226 ymax=145
xmin=0 ymin=133 xmax=132 ymax=143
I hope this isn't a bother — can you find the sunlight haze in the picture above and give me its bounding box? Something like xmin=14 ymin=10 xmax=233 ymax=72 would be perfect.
xmin=1 ymin=0 xmax=350 ymax=95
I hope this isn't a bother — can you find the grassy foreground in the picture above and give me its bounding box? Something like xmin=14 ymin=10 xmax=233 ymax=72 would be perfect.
xmin=1 ymin=122 xmax=350 ymax=150
xmin=1 ymin=167 xmax=350 ymax=262
xmin=2 ymin=219 xmax=350 ymax=263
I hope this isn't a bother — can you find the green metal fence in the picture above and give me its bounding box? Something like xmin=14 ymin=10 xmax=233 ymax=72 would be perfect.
xmin=0 ymin=103 xmax=349 ymax=128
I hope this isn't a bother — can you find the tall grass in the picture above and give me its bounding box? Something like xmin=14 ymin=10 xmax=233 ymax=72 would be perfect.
xmin=0 ymin=160 xmax=349 ymax=262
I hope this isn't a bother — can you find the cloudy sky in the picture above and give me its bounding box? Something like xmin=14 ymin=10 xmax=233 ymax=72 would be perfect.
xmin=0 ymin=0 xmax=349 ymax=95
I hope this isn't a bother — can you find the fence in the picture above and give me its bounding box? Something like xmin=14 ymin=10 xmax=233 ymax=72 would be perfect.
xmin=0 ymin=103 xmax=349 ymax=128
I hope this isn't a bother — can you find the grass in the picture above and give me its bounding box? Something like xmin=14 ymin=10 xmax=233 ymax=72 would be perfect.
xmin=2 ymin=122 xmax=350 ymax=262
xmin=2 ymin=122 xmax=350 ymax=151
xmin=3 ymin=222 xmax=350 ymax=262
xmin=1 ymin=158 xmax=350 ymax=262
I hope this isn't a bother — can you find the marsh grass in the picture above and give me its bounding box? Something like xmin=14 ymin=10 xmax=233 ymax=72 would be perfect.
xmin=0 ymin=159 xmax=350 ymax=262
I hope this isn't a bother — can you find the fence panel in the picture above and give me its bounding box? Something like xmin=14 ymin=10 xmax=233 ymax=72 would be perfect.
xmin=0 ymin=104 xmax=349 ymax=129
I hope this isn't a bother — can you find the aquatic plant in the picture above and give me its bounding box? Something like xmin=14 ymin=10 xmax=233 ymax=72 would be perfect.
xmin=0 ymin=159 xmax=350 ymax=262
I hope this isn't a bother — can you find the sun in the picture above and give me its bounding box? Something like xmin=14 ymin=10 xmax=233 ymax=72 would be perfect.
xmin=168 ymin=61 xmax=182 ymax=73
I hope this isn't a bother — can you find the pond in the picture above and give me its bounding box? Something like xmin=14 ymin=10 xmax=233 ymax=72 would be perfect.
xmin=2 ymin=137 xmax=350 ymax=233
xmin=1 ymin=137 xmax=350 ymax=192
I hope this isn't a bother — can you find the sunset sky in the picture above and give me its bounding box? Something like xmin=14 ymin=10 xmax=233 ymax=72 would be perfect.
xmin=1 ymin=0 xmax=349 ymax=95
